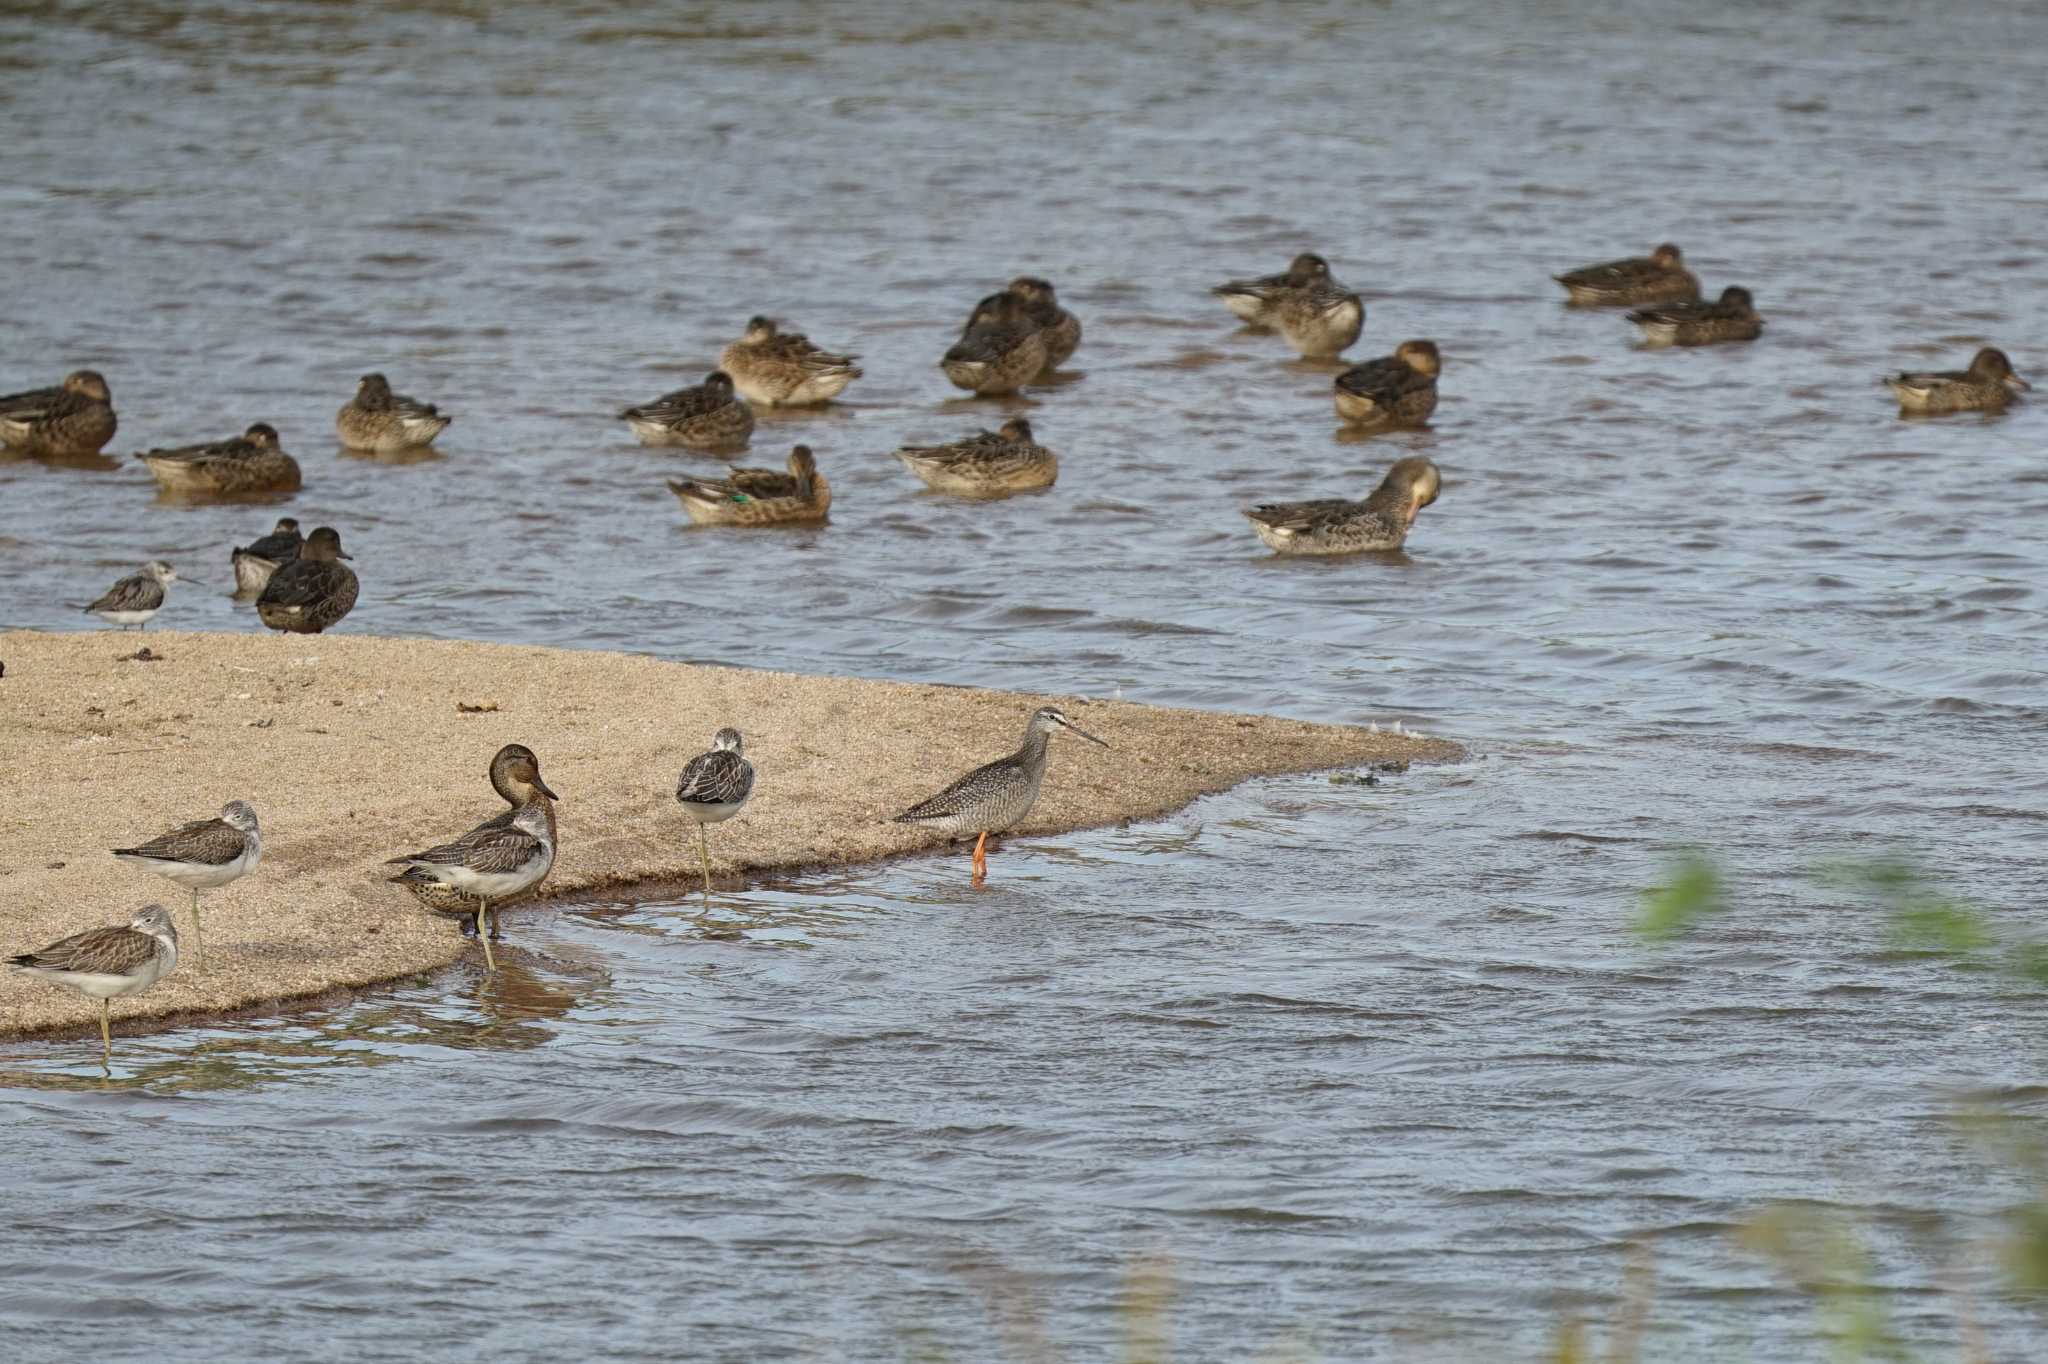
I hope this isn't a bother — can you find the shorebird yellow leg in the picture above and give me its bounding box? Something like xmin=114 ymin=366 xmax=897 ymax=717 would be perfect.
xmin=697 ymin=826 xmax=713 ymax=905
xmin=477 ymin=900 xmax=497 ymax=973
xmin=100 ymin=1000 xmax=112 ymax=1063
xmin=190 ymin=888 xmax=205 ymax=971
xmin=971 ymin=831 xmax=989 ymax=888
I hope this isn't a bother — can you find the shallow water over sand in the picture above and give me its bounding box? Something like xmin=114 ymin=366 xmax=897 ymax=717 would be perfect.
xmin=4 ymin=2 xmax=2048 ymax=1359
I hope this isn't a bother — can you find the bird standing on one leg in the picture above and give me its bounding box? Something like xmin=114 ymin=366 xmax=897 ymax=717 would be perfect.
xmin=675 ymin=728 xmax=755 ymax=906
xmin=892 ymin=706 xmax=1110 ymax=888
xmin=8 ymin=905 xmax=179 ymax=1069
xmin=386 ymin=764 xmax=557 ymax=973
xmin=110 ymin=800 xmax=261 ymax=971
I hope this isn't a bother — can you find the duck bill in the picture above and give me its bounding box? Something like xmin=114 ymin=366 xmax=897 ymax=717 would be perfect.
xmin=2006 ymin=375 xmax=2032 ymax=392
xmin=535 ymin=778 xmax=560 ymax=801
xmin=1061 ymin=720 xmax=1111 ymax=749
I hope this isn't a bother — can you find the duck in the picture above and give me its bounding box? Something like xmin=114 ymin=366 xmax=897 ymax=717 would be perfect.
xmin=667 ymin=444 xmax=830 ymax=526
xmin=1628 ymin=286 xmax=1763 ymax=347
xmin=894 ymin=418 xmax=1057 ymax=497
xmin=620 ymin=370 xmax=755 ymax=451
xmin=719 ymin=317 xmax=863 ymax=407
xmin=387 ymin=750 xmax=558 ymax=971
xmin=255 ymin=526 xmax=357 ymax=633
xmin=1212 ymin=252 xmax=1334 ymax=327
xmin=1887 ymin=347 xmax=2030 ymax=414
xmin=1006 ymin=277 xmax=1082 ymax=369
xmin=941 ymin=293 xmax=1048 ymax=395
xmin=84 ymin=561 xmax=177 ymax=630
xmin=392 ymin=744 xmax=559 ymax=925
xmin=1244 ymin=457 xmax=1443 ymax=556
xmin=1553 ymin=243 xmax=1701 ymax=307
xmin=231 ymin=517 xmax=303 ymax=596
xmin=1276 ymin=278 xmax=1364 ymax=359
xmin=1334 ymin=340 xmax=1442 ymax=429
xmin=134 ymin=422 xmax=302 ymax=495
xmin=0 ymin=370 xmax=117 ymax=456
xmin=336 ymin=373 xmax=451 ymax=451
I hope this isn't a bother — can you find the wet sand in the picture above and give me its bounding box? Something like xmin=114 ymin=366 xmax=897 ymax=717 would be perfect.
xmin=0 ymin=629 xmax=1456 ymax=1041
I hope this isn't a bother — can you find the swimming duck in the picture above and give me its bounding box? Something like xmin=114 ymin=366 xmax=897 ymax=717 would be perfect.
xmin=894 ymin=417 xmax=1057 ymax=497
xmin=336 ymin=373 xmax=451 ymax=451
xmin=1006 ymin=277 xmax=1082 ymax=369
xmin=1553 ymin=243 xmax=1700 ymax=307
xmin=231 ymin=517 xmax=303 ymax=596
xmin=84 ymin=561 xmax=177 ymax=629
xmin=667 ymin=444 xmax=831 ymax=526
xmin=719 ymin=317 xmax=863 ymax=407
xmin=1334 ymin=340 xmax=1442 ymax=429
xmin=1244 ymin=457 xmax=1442 ymax=556
xmin=1628 ymin=286 xmax=1763 ymax=347
xmin=392 ymin=744 xmax=559 ymax=927
xmin=0 ymin=370 xmax=117 ymax=457
xmin=1887 ymin=347 xmax=2030 ymax=414
xmin=255 ymin=526 xmax=357 ymax=633
xmin=620 ymin=370 xmax=755 ymax=451
xmin=1212 ymin=252 xmax=1334 ymax=327
xmin=941 ymin=293 xmax=1048 ymax=395
xmin=135 ymin=422 xmax=302 ymax=495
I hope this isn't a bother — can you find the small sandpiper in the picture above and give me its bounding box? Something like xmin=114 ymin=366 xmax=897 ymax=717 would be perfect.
xmin=134 ymin=422 xmax=302 ymax=495
xmin=675 ymin=728 xmax=756 ymax=905
xmin=111 ymin=800 xmax=261 ymax=970
xmin=0 ymin=369 xmax=117 ymax=457
xmin=336 ymin=373 xmax=451 ymax=451
xmin=83 ymin=561 xmax=176 ymax=630
xmin=8 ymin=905 xmax=178 ymax=1068
xmin=387 ymin=757 xmax=559 ymax=971
xmin=255 ymin=526 xmax=358 ymax=634
xmin=391 ymin=744 xmax=559 ymax=921
xmin=231 ymin=517 xmax=303 ymax=596
xmin=620 ymin=371 xmax=755 ymax=452
xmin=892 ymin=706 xmax=1109 ymax=888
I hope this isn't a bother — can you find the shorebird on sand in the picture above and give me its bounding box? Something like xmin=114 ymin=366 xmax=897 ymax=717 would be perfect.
xmin=110 ymin=800 xmax=261 ymax=970
xmin=387 ymin=756 xmax=558 ymax=971
xmin=675 ymin=728 xmax=756 ymax=905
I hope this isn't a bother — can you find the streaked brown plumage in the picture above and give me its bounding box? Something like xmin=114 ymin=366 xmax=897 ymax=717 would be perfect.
xmin=894 ymin=418 xmax=1057 ymax=497
xmin=0 ymin=370 xmax=117 ymax=456
xmin=1554 ymin=243 xmax=1701 ymax=307
xmin=1006 ymin=277 xmax=1082 ymax=369
xmin=256 ymin=526 xmax=357 ymax=633
xmin=620 ymin=370 xmax=755 ymax=451
xmin=336 ymin=373 xmax=451 ymax=451
xmin=1212 ymin=253 xmax=1333 ymax=327
xmin=394 ymin=745 xmax=560 ymax=920
xmin=387 ymin=752 xmax=559 ymax=970
xmin=719 ymin=317 xmax=863 ymax=407
xmin=667 ymin=444 xmax=830 ymax=526
xmin=135 ymin=422 xmax=302 ymax=495
xmin=7 ymin=904 xmax=179 ymax=1063
xmin=1628 ymin=286 xmax=1763 ymax=347
xmin=84 ymin=560 xmax=177 ymax=630
xmin=1887 ymin=347 xmax=2030 ymax=414
xmin=1334 ymin=340 xmax=1441 ymax=429
xmin=1245 ymin=457 xmax=1443 ymax=556
xmin=941 ymin=293 xmax=1048 ymax=395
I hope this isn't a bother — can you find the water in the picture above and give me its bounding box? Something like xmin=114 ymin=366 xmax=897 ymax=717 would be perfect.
xmin=4 ymin=2 xmax=2047 ymax=1358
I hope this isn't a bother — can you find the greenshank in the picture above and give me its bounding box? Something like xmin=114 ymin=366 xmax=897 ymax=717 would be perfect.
xmin=392 ymin=745 xmax=558 ymax=921
xmin=111 ymin=800 xmax=260 ymax=970
xmin=387 ymin=756 xmax=559 ymax=971
xmin=8 ymin=905 xmax=178 ymax=1067
xmin=675 ymin=728 xmax=755 ymax=905
xmin=83 ymin=561 xmax=176 ymax=630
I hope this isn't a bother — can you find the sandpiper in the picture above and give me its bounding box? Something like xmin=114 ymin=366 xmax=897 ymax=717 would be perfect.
xmin=231 ymin=517 xmax=304 ymax=596
xmin=1244 ymin=456 xmax=1442 ymax=556
xmin=1006 ymin=276 xmax=1082 ymax=369
xmin=0 ymin=369 xmax=117 ymax=457
xmin=675 ymin=728 xmax=756 ymax=905
xmin=83 ymin=561 xmax=176 ymax=630
xmin=1212 ymin=252 xmax=1334 ymax=327
xmin=620 ymin=371 xmax=755 ymax=451
xmin=892 ymin=706 xmax=1109 ymax=887
xmin=255 ymin=526 xmax=358 ymax=633
xmin=941 ymin=293 xmax=1049 ymax=395
xmin=387 ymin=761 xmax=559 ymax=971
xmin=1553 ymin=243 xmax=1701 ymax=307
xmin=667 ymin=445 xmax=831 ymax=526
xmin=391 ymin=745 xmax=559 ymax=921
xmin=134 ymin=422 xmax=302 ymax=495
xmin=1628 ymin=286 xmax=1763 ymax=347
xmin=719 ymin=317 xmax=863 ymax=407
xmin=894 ymin=417 xmax=1056 ymax=497
xmin=336 ymin=373 xmax=451 ymax=451
xmin=1334 ymin=340 xmax=1442 ymax=430
xmin=8 ymin=905 xmax=178 ymax=1067
xmin=110 ymin=800 xmax=261 ymax=970
xmin=1887 ymin=347 xmax=2030 ymax=414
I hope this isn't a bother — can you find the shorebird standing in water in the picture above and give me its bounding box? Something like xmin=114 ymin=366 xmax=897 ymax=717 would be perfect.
xmin=110 ymin=800 xmax=261 ymax=970
xmin=675 ymin=728 xmax=755 ymax=905
xmin=387 ymin=753 xmax=558 ymax=972
xmin=892 ymin=706 xmax=1109 ymax=888
xmin=83 ymin=560 xmax=177 ymax=630
xmin=392 ymin=744 xmax=559 ymax=924
xmin=8 ymin=905 xmax=178 ymax=1067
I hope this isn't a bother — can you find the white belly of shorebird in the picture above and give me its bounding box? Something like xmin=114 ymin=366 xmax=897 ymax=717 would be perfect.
xmin=97 ymin=609 xmax=157 ymax=626
xmin=410 ymin=857 xmax=548 ymax=901
xmin=678 ymin=798 xmax=747 ymax=826
xmin=19 ymin=959 xmax=170 ymax=1000
xmin=118 ymin=844 xmax=256 ymax=889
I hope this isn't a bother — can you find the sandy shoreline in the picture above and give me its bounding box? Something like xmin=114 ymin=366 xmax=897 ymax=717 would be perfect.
xmin=0 ymin=629 xmax=1458 ymax=1042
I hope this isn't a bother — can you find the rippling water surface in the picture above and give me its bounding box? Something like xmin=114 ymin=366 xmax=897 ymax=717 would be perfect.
xmin=5 ymin=2 xmax=2048 ymax=1359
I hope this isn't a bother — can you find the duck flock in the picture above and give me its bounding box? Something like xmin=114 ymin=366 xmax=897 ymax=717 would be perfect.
xmin=3 ymin=243 xmax=2032 ymax=1063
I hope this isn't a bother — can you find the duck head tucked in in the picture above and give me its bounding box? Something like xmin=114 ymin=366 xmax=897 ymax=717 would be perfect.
xmin=1715 ymin=286 xmax=1755 ymax=310
xmin=1288 ymin=253 xmax=1332 ymax=281
xmin=1649 ymin=243 xmax=1685 ymax=268
xmin=997 ymin=417 xmax=1035 ymax=442
xmin=1007 ymin=277 xmax=1058 ymax=304
xmin=703 ymin=370 xmax=737 ymax=398
xmin=64 ymin=370 xmax=113 ymax=402
xmin=1364 ymin=457 xmax=1443 ymax=527
xmin=1394 ymin=340 xmax=1442 ymax=377
xmin=301 ymin=527 xmax=352 ymax=562
xmin=241 ymin=423 xmax=282 ymax=448
xmin=964 ymin=292 xmax=1033 ymax=332
xmin=741 ymin=316 xmax=780 ymax=344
